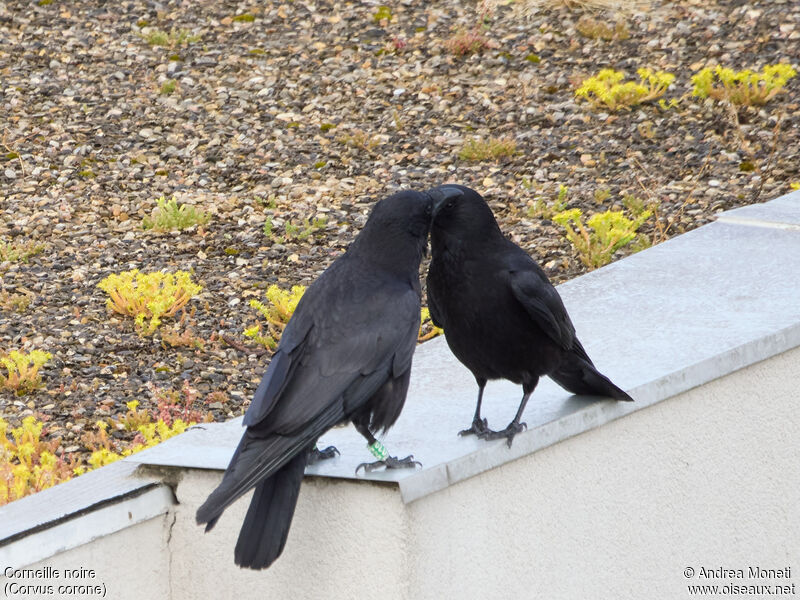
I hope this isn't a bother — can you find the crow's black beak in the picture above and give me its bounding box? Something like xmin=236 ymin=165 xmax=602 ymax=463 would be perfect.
xmin=428 ymin=185 xmax=464 ymax=216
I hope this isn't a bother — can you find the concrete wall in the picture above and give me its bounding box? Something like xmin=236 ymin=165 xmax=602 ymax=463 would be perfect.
xmin=171 ymin=471 xmax=408 ymax=600
xmin=6 ymin=515 xmax=171 ymax=600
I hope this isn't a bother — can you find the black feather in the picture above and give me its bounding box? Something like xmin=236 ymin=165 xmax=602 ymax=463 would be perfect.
xmin=427 ymin=184 xmax=632 ymax=440
xmin=196 ymin=190 xmax=433 ymax=568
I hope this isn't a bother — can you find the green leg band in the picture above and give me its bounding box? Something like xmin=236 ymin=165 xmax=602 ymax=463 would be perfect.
xmin=368 ymin=440 xmax=389 ymax=461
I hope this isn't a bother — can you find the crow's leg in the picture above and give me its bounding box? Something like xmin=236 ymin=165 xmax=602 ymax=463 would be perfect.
xmin=478 ymin=378 xmax=537 ymax=447
xmin=459 ymin=377 xmax=491 ymax=436
xmin=307 ymin=443 xmax=340 ymax=465
xmin=353 ymin=423 xmax=421 ymax=474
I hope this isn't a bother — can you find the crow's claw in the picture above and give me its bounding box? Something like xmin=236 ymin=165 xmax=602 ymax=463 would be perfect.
xmin=477 ymin=421 xmax=526 ymax=447
xmin=355 ymin=454 xmax=422 ymax=475
xmin=458 ymin=417 xmax=492 ymax=437
xmin=308 ymin=445 xmax=340 ymax=464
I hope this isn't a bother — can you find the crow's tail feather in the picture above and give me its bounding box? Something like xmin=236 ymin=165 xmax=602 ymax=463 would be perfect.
xmin=233 ymin=450 xmax=308 ymax=570
xmin=196 ymin=432 xmax=301 ymax=530
xmin=550 ymin=344 xmax=632 ymax=402
xmin=197 ymin=402 xmax=343 ymax=532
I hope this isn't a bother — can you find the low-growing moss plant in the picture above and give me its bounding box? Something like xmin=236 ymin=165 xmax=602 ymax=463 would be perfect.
xmin=0 ymin=350 xmax=52 ymax=396
xmin=575 ymin=68 xmax=674 ymax=111
xmin=159 ymin=79 xmax=177 ymax=95
xmin=691 ymin=64 xmax=797 ymax=106
xmin=553 ymin=207 xmax=651 ymax=269
xmin=1 ymin=416 xmax=79 ymax=505
xmin=232 ymin=13 xmax=256 ymax=22
xmin=458 ymin=137 xmax=516 ymax=161
xmin=142 ymin=196 xmax=210 ymax=231
xmin=0 ymin=239 xmax=45 ymax=263
xmin=97 ymin=269 xmax=202 ymax=335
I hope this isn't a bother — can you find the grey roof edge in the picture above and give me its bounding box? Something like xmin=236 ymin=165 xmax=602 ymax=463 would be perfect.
xmin=398 ymin=321 xmax=800 ymax=503
xmin=716 ymin=189 xmax=800 ymax=229
xmin=714 ymin=215 xmax=800 ymax=231
xmin=0 ymin=459 xmax=170 ymax=544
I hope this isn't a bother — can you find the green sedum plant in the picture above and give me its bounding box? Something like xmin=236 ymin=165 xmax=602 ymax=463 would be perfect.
xmin=576 ymin=68 xmax=674 ymax=111
xmin=576 ymin=16 xmax=629 ymax=41
xmin=244 ymin=285 xmax=306 ymax=349
xmin=419 ymin=307 xmax=444 ymax=342
xmin=141 ymin=28 xmax=200 ymax=48
xmin=0 ymin=291 xmax=33 ymax=313
xmin=337 ymin=129 xmax=380 ymax=153
xmin=691 ymin=64 xmax=797 ymax=106
xmin=0 ymin=350 xmax=52 ymax=395
xmin=244 ymin=284 xmax=444 ymax=349
xmin=527 ymin=184 xmax=568 ymax=219
xmin=373 ymin=5 xmax=392 ymax=23
xmin=553 ymin=208 xmax=651 ymax=269
xmin=79 ymin=383 xmax=214 ymax=473
xmin=98 ymin=269 xmax=202 ymax=335
xmin=1 ymin=415 xmax=79 ymax=505
xmin=142 ymin=196 xmax=210 ymax=231
xmin=0 ymin=239 xmax=45 ymax=263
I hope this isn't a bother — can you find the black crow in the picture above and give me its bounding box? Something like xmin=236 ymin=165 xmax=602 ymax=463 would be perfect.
xmin=426 ymin=184 xmax=632 ymax=447
xmin=196 ymin=188 xmax=458 ymax=569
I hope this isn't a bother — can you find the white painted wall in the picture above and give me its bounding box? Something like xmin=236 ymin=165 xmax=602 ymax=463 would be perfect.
xmin=170 ymin=470 xmax=408 ymax=600
xmin=4 ymin=347 xmax=798 ymax=599
xmin=5 ymin=515 xmax=171 ymax=600
xmin=403 ymin=345 xmax=800 ymax=599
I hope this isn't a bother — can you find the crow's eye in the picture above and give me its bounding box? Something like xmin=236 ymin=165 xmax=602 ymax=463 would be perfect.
xmin=446 ymin=200 xmax=455 ymax=209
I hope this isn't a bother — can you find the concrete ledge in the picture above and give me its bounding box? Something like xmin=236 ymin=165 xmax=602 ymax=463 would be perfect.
xmin=0 ymin=460 xmax=173 ymax=567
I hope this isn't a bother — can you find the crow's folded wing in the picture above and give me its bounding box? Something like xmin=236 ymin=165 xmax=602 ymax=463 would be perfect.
xmin=198 ymin=270 xmax=420 ymax=526
xmin=508 ymin=267 xmax=576 ymax=350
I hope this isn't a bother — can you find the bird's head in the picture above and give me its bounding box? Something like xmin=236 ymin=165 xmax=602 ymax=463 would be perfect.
xmin=350 ymin=190 xmax=437 ymax=271
xmin=365 ymin=189 xmax=435 ymax=241
xmin=427 ymin=184 xmax=501 ymax=245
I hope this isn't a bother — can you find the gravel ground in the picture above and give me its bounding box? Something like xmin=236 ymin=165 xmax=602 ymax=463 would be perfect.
xmin=1 ymin=0 xmax=798 ymax=459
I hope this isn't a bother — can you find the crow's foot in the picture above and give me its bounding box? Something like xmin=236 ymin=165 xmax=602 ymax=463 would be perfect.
xmin=356 ymin=455 xmax=422 ymax=474
xmin=308 ymin=445 xmax=340 ymax=464
xmin=458 ymin=417 xmax=492 ymax=437
xmin=478 ymin=421 xmax=527 ymax=447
